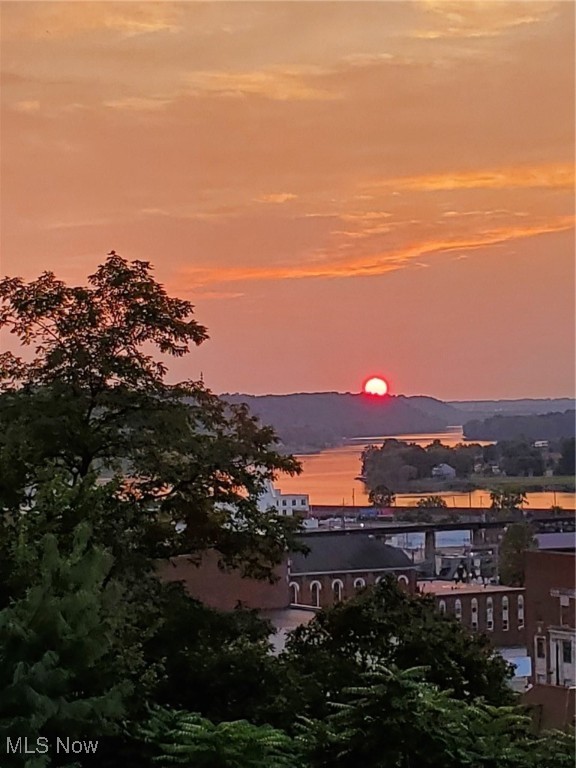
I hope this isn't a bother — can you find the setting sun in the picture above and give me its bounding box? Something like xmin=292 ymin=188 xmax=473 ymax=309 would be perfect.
xmin=363 ymin=377 xmax=389 ymax=396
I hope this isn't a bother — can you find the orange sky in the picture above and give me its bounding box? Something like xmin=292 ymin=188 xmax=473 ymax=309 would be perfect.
xmin=1 ymin=1 xmax=574 ymax=399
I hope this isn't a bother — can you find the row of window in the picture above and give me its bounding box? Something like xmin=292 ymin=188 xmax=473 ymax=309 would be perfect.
xmin=438 ymin=594 xmax=524 ymax=632
xmin=290 ymin=575 xmax=409 ymax=607
xmin=279 ymin=498 xmax=308 ymax=507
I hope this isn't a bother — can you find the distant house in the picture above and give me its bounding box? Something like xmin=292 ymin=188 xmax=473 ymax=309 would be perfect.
xmin=431 ymin=463 xmax=456 ymax=480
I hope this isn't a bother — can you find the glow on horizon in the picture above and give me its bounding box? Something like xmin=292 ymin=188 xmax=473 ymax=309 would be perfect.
xmin=0 ymin=1 xmax=574 ymax=399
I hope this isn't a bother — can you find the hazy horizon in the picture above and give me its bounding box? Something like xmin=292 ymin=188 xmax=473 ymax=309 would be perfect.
xmin=1 ymin=2 xmax=574 ymax=400
xmin=216 ymin=390 xmax=575 ymax=402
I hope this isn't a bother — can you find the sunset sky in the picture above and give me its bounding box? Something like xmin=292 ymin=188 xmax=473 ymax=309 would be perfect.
xmin=1 ymin=1 xmax=574 ymax=400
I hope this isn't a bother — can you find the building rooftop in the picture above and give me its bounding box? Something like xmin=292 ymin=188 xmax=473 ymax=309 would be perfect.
xmin=291 ymin=533 xmax=414 ymax=574
xmin=418 ymin=580 xmax=524 ymax=595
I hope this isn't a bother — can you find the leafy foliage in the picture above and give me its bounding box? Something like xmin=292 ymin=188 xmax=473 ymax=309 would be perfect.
xmin=0 ymin=524 xmax=136 ymax=760
xmin=0 ymin=255 xmax=303 ymax=762
xmin=489 ymin=489 xmax=527 ymax=521
xmin=0 ymin=255 xmax=301 ymax=580
xmin=367 ymin=484 xmax=395 ymax=507
xmin=361 ymin=439 xmax=484 ymax=493
xmin=556 ymin=437 xmax=575 ymax=475
xmin=298 ymin=665 xmax=574 ymax=768
xmin=279 ymin=577 xmax=514 ymax=726
xmin=144 ymin=584 xmax=286 ymax=725
xmin=498 ymin=522 xmax=537 ymax=587
xmin=465 ymin=412 xmax=576 ymax=444
xmin=136 ymin=707 xmax=299 ymax=768
xmin=1 ymin=255 xmax=573 ymax=768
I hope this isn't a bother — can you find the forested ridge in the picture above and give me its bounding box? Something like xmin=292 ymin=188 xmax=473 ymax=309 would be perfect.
xmin=464 ymin=410 xmax=576 ymax=441
xmin=221 ymin=393 xmax=575 ymax=454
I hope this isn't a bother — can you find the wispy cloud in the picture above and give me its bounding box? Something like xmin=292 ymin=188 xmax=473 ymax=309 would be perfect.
xmin=138 ymin=206 xmax=244 ymax=221
xmin=442 ymin=209 xmax=529 ymax=218
xmin=339 ymin=211 xmax=393 ymax=222
xmin=184 ymin=68 xmax=339 ymax=102
xmin=104 ymin=96 xmax=174 ymax=111
xmin=368 ymin=164 xmax=574 ymax=193
xmin=256 ymin=193 xmax=298 ymax=204
xmin=416 ymin=1 xmax=560 ymax=40
xmin=4 ymin=4 xmax=182 ymax=40
xmin=179 ymin=215 xmax=575 ymax=287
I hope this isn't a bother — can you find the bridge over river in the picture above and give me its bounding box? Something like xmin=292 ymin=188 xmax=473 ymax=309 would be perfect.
xmin=309 ymin=504 xmax=574 ymax=519
xmin=301 ymin=512 xmax=575 ymax=560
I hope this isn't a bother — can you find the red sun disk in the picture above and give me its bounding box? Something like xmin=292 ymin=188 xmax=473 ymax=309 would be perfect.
xmin=363 ymin=377 xmax=389 ymax=396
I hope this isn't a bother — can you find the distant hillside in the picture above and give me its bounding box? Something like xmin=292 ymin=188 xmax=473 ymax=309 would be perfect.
xmin=215 ymin=393 xmax=576 ymax=454
xmin=450 ymin=398 xmax=575 ymax=420
xmin=220 ymin=392 xmax=460 ymax=453
xmin=399 ymin=395 xmax=461 ymax=423
xmin=463 ymin=410 xmax=576 ymax=442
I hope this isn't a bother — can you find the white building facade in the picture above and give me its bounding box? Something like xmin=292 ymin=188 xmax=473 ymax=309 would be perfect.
xmin=257 ymin=480 xmax=310 ymax=517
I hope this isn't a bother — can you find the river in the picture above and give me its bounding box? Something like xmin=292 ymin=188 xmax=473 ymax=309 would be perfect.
xmin=275 ymin=427 xmax=576 ymax=510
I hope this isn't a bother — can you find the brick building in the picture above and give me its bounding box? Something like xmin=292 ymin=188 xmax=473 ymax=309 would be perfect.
xmin=523 ymin=549 xmax=575 ymax=730
xmin=158 ymin=550 xmax=290 ymax=611
xmin=289 ymin=533 xmax=417 ymax=608
xmin=418 ymin=580 xmax=526 ymax=648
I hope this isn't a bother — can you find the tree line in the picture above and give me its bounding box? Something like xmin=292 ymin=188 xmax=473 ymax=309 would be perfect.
xmin=464 ymin=411 xmax=576 ymax=442
xmin=0 ymin=256 xmax=573 ymax=767
xmin=361 ymin=437 xmax=575 ymax=496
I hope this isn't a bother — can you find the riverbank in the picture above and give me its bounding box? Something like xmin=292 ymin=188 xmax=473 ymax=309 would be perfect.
xmin=361 ymin=475 xmax=576 ymax=495
xmin=276 ymin=430 xmax=576 ymax=509
xmin=468 ymin=474 xmax=575 ymax=493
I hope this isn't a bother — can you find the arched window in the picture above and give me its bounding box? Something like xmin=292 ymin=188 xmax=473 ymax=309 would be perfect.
xmin=486 ymin=597 xmax=494 ymax=631
xmin=439 ymin=600 xmax=446 ymax=615
xmin=517 ymin=595 xmax=525 ymax=629
xmin=353 ymin=577 xmax=366 ymax=591
xmin=289 ymin=582 xmax=300 ymax=605
xmin=455 ymin=599 xmax=462 ymax=621
xmin=310 ymin=580 xmax=322 ymax=608
xmin=332 ymin=579 xmax=344 ymax=602
xmin=375 ymin=576 xmax=383 ymax=585
xmin=397 ymin=575 xmax=409 ymax=587
xmin=502 ymin=596 xmax=509 ymax=631
xmin=471 ymin=598 xmax=478 ymax=630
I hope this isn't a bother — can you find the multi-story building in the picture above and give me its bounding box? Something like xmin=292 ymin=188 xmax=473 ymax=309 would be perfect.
xmin=257 ymin=480 xmax=310 ymax=516
xmin=289 ymin=533 xmax=417 ymax=608
xmin=418 ymin=579 xmax=530 ymax=691
xmin=418 ymin=580 xmax=526 ymax=648
xmin=523 ymin=549 xmax=575 ymax=730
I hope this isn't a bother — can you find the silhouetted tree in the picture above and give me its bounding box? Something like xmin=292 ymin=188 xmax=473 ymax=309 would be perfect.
xmin=499 ymin=522 xmax=537 ymax=587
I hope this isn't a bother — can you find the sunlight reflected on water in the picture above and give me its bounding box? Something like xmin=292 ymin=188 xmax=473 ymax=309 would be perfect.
xmin=276 ymin=428 xmax=575 ymax=509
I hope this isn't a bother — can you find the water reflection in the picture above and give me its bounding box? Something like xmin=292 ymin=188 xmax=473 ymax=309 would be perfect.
xmin=276 ymin=428 xmax=575 ymax=510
